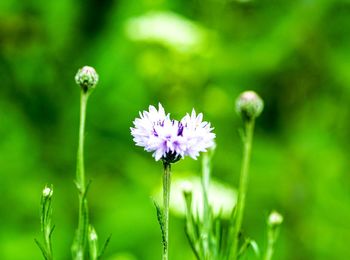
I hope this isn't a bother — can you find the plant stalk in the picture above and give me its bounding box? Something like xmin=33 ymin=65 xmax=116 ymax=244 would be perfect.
xmin=201 ymin=153 xmax=211 ymax=257
xmin=163 ymin=162 xmax=171 ymax=260
xmin=44 ymin=207 xmax=53 ymax=259
xmin=232 ymin=119 xmax=255 ymax=258
xmin=73 ymin=91 xmax=90 ymax=260
xmin=264 ymin=228 xmax=276 ymax=260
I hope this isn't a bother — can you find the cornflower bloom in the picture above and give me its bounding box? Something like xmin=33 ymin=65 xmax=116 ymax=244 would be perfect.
xmin=131 ymin=103 xmax=215 ymax=163
xmin=131 ymin=103 xmax=215 ymax=260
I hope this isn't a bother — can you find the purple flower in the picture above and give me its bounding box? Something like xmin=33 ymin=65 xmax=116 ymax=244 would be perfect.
xmin=131 ymin=103 xmax=216 ymax=162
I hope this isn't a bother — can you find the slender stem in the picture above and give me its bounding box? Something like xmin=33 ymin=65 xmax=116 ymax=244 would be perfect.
xmin=163 ymin=162 xmax=171 ymax=260
xmin=43 ymin=196 xmax=53 ymax=260
xmin=201 ymin=153 xmax=211 ymax=257
xmin=264 ymin=228 xmax=275 ymax=260
xmin=77 ymin=91 xmax=87 ymax=190
xmin=74 ymin=91 xmax=89 ymax=260
xmin=44 ymin=220 xmax=52 ymax=259
xmin=232 ymin=119 xmax=255 ymax=258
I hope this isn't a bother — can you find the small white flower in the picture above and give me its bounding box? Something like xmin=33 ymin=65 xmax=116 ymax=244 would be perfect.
xmin=131 ymin=103 xmax=215 ymax=162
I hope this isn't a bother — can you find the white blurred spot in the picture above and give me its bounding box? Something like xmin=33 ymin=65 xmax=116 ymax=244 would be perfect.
xmin=125 ymin=11 xmax=207 ymax=53
xmin=154 ymin=173 xmax=236 ymax=219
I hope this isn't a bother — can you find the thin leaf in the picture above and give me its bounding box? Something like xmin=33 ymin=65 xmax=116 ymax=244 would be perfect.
xmin=34 ymin=239 xmax=49 ymax=260
xmin=49 ymin=225 xmax=55 ymax=238
xmin=153 ymin=200 xmax=166 ymax=252
xmin=238 ymin=238 xmax=260 ymax=259
xmin=249 ymin=240 xmax=260 ymax=258
xmin=98 ymin=234 xmax=112 ymax=259
xmin=185 ymin=226 xmax=201 ymax=260
xmin=83 ymin=180 xmax=92 ymax=200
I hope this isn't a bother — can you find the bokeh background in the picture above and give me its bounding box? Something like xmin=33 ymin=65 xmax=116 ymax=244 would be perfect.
xmin=1 ymin=0 xmax=350 ymax=259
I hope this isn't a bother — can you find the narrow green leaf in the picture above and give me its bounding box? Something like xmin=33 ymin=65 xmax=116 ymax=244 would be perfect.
xmin=249 ymin=240 xmax=260 ymax=257
xmin=153 ymin=200 xmax=166 ymax=252
xmin=83 ymin=180 xmax=92 ymax=200
xmin=238 ymin=238 xmax=260 ymax=259
xmin=98 ymin=234 xmax=112 ymax=259
xmin=34 ymin=239 xmax=49 ymax=260
xmin=185 ymin=226 xmax=201 ymax=260
xmin=49 ymin=225 xmax=55 ymax=238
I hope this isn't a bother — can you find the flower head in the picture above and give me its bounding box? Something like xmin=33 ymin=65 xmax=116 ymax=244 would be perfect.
xmin=131 ymin=103 xmax=215 ymax=163
xmin=75 ymin=66 xmax=99 ymax=92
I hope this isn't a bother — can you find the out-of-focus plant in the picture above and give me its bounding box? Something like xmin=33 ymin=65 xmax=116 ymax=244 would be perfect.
xmin=131 ymin=104 xmax=215 ymax=259
xmin=184 ymin=91 xmax=283 ymax=260
xmin=264 ymin=211 xmax=283 ymax=260
xmin=156 ymin=173 xmax=236 ymax=219
xmin=35 ymin=185 xmax=54 ymax=260
xmin=232 ymin=91 xmax=264 ymax=258
xmin=36 ymin=66 xmax=110 ymax=260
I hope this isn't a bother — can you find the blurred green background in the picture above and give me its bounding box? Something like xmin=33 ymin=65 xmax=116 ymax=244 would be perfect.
xmin=1 ymin=0 xmax=350 ymax=259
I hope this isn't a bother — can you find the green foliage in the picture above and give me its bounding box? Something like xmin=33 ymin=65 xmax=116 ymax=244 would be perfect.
xmin=184 ymin=199 xmax=236 ymax=260
xmin=184 ymin=148 xmax=263 ymax=260
xmin=1 ymin=0 xmax=350 ymax=259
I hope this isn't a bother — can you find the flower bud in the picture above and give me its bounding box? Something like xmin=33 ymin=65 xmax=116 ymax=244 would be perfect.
xmin=89 ymin=226 xmax=98 ymax=241
xmin=42 ymin=186 xmax=53 ymax=198
xmin=181 ymin=181 xmax=193 ymax=195
xmin=268 ymin=211 xmax=283 ymax=227
xmin=236 ymin=91 xmax=264 ymax=121
xmin=75 ymin=66 xmax=99 ymax=92
xmin=88 ymin=225 xmax=98 ymax=260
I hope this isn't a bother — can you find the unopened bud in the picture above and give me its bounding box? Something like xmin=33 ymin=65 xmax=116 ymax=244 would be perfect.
xmin=88 ymin=225 xmax=98 ymax=259
xmin=236 ymin=91 xmax=264 ymax=120
xmin=75 ymin=66 xmax=99 ymax=92
xmin=181 ymin=181 xmax=193 ymax=195
xmin=268 ymin=211 xmax=283 ymax=227
xmin=42 ymin=186 xmax=53 ymax=198
xmin=89 ymin=227 xmax=98 ymax=241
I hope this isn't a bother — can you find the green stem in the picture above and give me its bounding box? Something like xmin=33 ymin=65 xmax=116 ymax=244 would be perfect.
xmin=73 ymin=91 xmax=90 ymax=260
xmin=232 ymin=119 xmax=255 ymax=258
xmin=163 ymin=162 xmax=171 ymax=260
xmin=77 ymin=91 xmax=87 ymax=192
xmin=264 ymin=228 xmax=275 ymax=260
xmin=43 ymin=196 xmax=53 ymax=260
xmin=44 ymin=221 xmax=53 ymax=259
xmin=201 ymin=153 xmax=211 ymax=257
